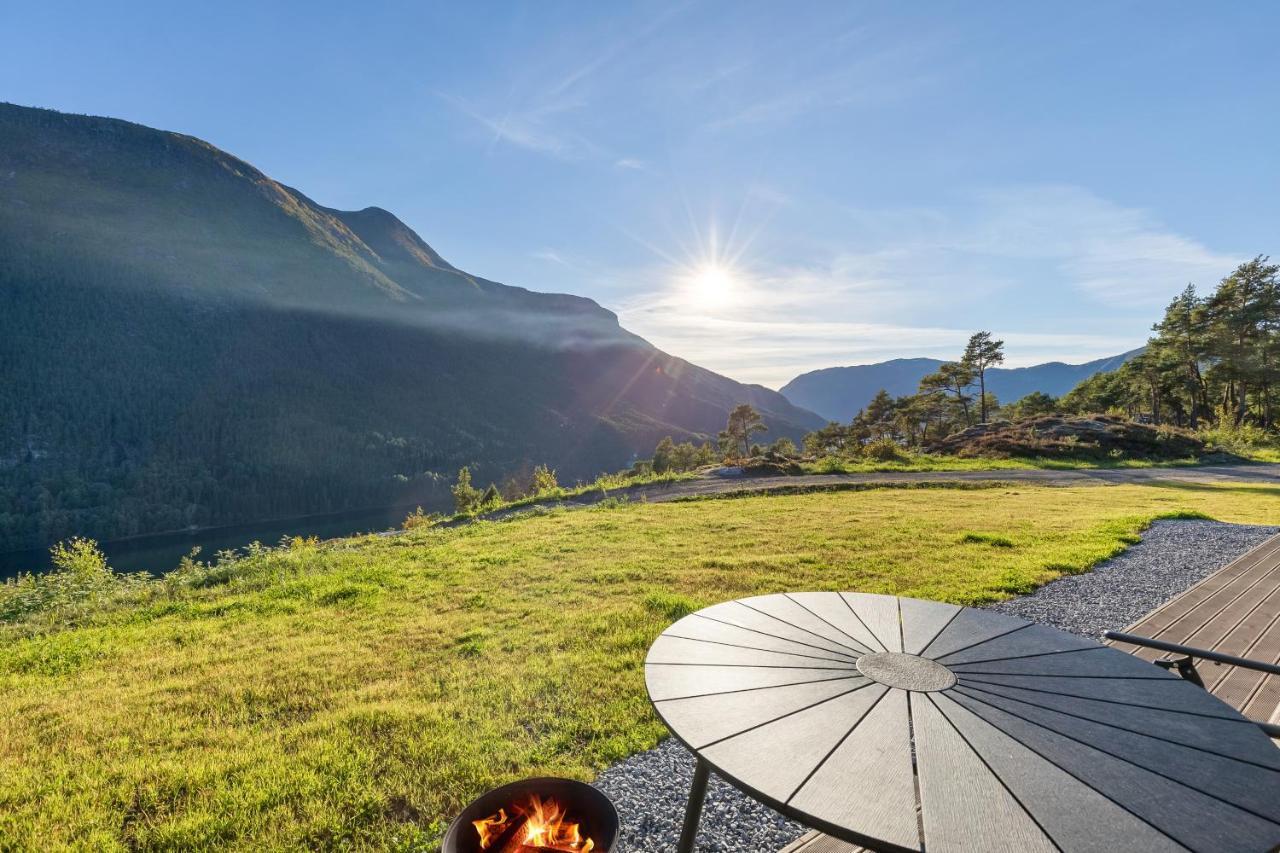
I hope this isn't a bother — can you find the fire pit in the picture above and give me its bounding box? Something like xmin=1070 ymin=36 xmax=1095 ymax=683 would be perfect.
xmin=442 ymin=777 xmax=619 ymax=853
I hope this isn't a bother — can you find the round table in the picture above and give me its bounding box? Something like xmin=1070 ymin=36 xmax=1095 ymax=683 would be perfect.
xmin=644 ymin=592 xmax=1280 ymax=852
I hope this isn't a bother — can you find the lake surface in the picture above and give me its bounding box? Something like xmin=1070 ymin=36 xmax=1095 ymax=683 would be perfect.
xmin=0 ymin=503 xmax=441 ymax=581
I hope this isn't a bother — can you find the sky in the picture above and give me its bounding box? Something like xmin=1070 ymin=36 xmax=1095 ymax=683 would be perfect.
xmin=4 ymin=1 xmax=1278 ymax=388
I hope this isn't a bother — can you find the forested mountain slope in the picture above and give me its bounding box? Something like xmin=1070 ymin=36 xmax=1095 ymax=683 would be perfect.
xmin=0 ymin=102 xmax=821 ymax=552
xmin=781 ymin=350 xmax=1141 ymax=423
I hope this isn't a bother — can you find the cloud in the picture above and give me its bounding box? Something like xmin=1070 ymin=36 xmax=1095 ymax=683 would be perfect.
xmin=532 ymin=248 xmax=567 ymax=265
xmin=440 ymin=92 xmax=604 ymax=160
xmin=700 ymin=27 xmax=944 ymax=131
xmin=614 ymin=157 xmax=646 ymax=170
xmin=605 ymin=185 xmax=1242 ymax=388
xmin=942 ymin=186 xmax=1238 ymax=308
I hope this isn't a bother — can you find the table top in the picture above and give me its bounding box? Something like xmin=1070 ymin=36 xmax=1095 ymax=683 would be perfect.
xmin=644 ymin=592 xmax=1280 ymax=852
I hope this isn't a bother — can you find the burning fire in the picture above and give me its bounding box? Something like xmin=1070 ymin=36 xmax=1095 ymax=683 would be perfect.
xmin=472 ymin=794 xmax=595 ymax=853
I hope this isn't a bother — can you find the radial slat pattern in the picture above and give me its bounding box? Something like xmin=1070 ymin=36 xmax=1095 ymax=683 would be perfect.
xmin=645 ymin=592 xmax=1280 ymax=853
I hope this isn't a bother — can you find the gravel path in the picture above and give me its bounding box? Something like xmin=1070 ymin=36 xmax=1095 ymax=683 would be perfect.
xmin=593 ymin=519 xmax=1278 ymax=852
xmin=476 ymin=463 xmax=1280 ymax=525
xmin=989 ymin=519 xmax=1279 ymax=639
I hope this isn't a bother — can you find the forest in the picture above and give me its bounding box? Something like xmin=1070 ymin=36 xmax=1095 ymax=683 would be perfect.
xmin=1062 ymin=257 xmax=1280 ymax=429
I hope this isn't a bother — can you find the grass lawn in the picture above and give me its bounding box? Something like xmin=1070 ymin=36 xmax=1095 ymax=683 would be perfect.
xmin=4 ymin=481 xmax=1280 ymax=850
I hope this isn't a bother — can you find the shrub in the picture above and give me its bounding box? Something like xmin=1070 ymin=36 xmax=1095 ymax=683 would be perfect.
xmin=0 ymin=538 xmax=148 ymax=628
xmin=49 ymin=537 xmax=110 ymax=577
xmin=529 ymin=464 xmax=559 ymax=495
xmin=769 ymin=437 xmax=798 ymax=456
xmin=1200 ymin=423 xmax=1276 ymax=452
xmin=401 ymin=506 xmax=438 ymax=531
xmin=863 ymin=438 xmax=903 ymax=461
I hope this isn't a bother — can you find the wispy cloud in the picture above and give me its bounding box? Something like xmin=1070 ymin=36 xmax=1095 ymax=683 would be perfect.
xmin=700 ymin=25 xmax=944 ymax=131
xmin=439 ymin=6 xmax=686 ymax=162
xmin=532 ymin=248 xmax=567 ymax=265
xmin=440 ymin=92 xmax=603 ymax=159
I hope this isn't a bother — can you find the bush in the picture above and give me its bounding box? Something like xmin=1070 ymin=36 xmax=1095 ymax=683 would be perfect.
xmin=529 ymin=464 xmax=559 ymax=495
xmin=769 ymin=437 xmax=798 ymax=456
xmin=49 ymin=537 xmax=110 ymax=577
xmin=863 ymin=438 xmax=903 ymax=462
xmin=1 ymin=538 xmax=149 ymax=629
xmin=1200 ymin=423 xmax=1276 ymax=450
xmin=401 ymin=506 xmax=438 ymax=531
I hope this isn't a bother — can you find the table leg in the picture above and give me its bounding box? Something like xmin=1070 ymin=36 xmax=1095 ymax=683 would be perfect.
xmin=677 ymin=758 xmax=711 ymax=853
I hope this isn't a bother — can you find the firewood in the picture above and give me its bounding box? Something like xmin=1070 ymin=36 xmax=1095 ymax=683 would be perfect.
xmin=486 ymin=814 xmax=529 ymax=853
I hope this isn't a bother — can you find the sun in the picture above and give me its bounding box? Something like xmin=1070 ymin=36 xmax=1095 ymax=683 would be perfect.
xmin=687 ymin=264 xmax=735 ymax=307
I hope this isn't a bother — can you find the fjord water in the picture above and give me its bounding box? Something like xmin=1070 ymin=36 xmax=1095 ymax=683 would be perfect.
xmin=0 ymin=502 xmax=442 ymax=580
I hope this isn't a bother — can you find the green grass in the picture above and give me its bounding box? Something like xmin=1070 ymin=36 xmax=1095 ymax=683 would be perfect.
xmin=5 ymin=481 xmax=1280 ymax=849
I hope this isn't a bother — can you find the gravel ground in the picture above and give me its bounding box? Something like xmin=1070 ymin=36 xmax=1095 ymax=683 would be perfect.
xmin=592 ymin=519 xmax=1278 ymax=852
xmin=989 ymin=519 xmax=1279 ymax=639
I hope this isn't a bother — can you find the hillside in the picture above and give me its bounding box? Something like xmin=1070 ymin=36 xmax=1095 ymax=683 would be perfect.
xmin=0 ymin=102 xmax=822 ymax=553
xmin=780 ymin=349 xmax=1142 ymax=422
xmin=4 ymin=481 xmax=1280 ymax=848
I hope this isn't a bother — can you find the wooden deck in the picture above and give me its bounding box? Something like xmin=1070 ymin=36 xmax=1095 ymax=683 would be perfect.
xmin=1107 ymin=531 xmax=1280 ymax=728
xmin=779 ymin=832 xmax=862 ymax=852
xmin=781 ymin=532 xmax=1280 ymax=853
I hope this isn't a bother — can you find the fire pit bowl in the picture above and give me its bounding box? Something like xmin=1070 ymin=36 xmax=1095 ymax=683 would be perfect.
xmin=442 ymin=777 xmax=619 ymax=853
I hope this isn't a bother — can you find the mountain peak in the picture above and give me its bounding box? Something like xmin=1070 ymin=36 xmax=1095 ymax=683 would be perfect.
xmin=326 ymin=205 xmax=456 ymax=273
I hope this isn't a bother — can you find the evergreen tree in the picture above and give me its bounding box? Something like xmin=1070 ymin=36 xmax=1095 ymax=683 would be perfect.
xmin=451 ymin=467 xmax=481 ymax=513
xmin=719 ymin=404 xmax=767 ymax=459
xmin=962 ymin=332 xmax=1005 ymax=423
xmin=920 ymin=362 xmax=976 ymax=426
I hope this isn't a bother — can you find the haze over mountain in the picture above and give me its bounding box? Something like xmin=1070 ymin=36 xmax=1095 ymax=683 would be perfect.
xmin=0 ymin=102 xmax=822 ymax=552
xmin=780 ymin=350 xmax=1142 ymax=423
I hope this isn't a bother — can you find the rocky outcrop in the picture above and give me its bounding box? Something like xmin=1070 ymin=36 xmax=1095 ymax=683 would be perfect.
xmin=929 ymin=415 xmax=1209 ymax=460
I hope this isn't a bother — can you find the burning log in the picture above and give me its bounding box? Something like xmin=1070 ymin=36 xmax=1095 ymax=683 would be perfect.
xmin=474 ymin=809 xmax=526 ymax=853
xmin=476 ymin=794 xmax=595 ymax=853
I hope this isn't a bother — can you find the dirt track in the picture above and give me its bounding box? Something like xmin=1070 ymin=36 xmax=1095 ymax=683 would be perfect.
xmin=476 ymin=463 xmax=1280 ymax=522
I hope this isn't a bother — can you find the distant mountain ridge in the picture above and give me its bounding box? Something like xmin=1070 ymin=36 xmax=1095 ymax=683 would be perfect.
xmin=780 ymin=350 xmax=1143 ymax=423
xmin=0 ymin=101 xmax=822 ymax=552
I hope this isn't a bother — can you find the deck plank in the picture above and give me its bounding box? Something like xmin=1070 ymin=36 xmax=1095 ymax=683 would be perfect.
xmin=1107 ymin=532 xmax=1280 ymax=733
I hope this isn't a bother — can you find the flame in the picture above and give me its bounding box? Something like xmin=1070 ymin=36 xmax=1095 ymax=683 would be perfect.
xmin=473 ymin=793 xmax=595 ymax=852
xmin=473 ymin=807 xmax=511 ymax=849
xmin=518 ymin=794 xmax=594 ymax=852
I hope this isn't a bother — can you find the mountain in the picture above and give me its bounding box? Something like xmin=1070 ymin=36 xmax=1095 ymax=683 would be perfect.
xmin=0 ymin=102 xmax=822 ymax=553
xmin=779 ymin=350 xmax=1142 ymax=423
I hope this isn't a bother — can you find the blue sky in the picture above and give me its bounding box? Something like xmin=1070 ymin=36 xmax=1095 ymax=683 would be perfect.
xmin=5 ymin=2 xmax=1278 ymax=387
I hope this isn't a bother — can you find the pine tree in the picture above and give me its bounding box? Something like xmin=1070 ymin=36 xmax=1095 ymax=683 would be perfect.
xmin=719 ymin=404 xmax=768 ymax=459
xmin=962 ymin=332 xmax=1005 ymax=423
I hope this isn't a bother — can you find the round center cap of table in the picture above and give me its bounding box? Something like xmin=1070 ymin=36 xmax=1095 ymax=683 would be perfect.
xmin=856 ymin=651 xmax=956 ymax=691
